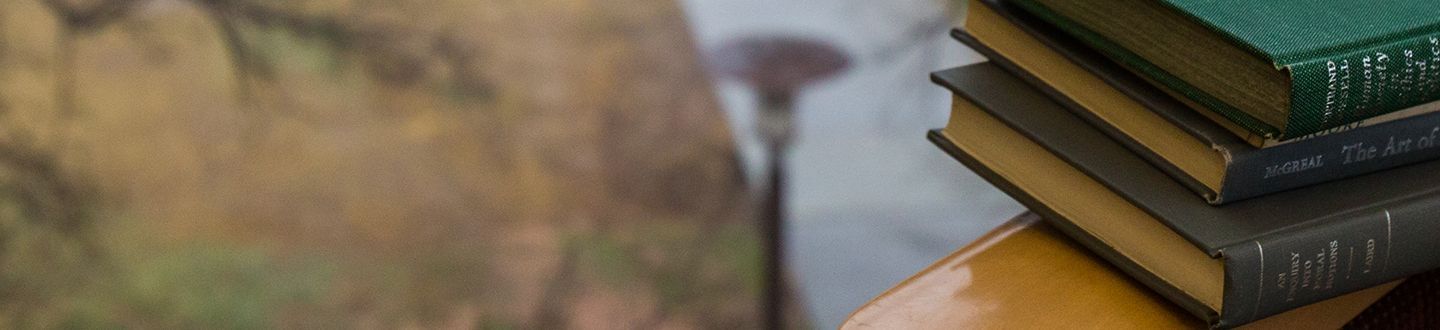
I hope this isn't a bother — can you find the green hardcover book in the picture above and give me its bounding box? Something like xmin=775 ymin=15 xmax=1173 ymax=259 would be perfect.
xmin=1009 ymin=0 xmax=1440 ymax=140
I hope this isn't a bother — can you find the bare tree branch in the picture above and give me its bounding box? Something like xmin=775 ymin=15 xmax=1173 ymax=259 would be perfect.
xmin=204 ymin=5 xmax=264 ymax=106
xmin=0 ymin=137 xmax=98 ymax=258
xmin=40 ymin=0 xmax=144 ymax=32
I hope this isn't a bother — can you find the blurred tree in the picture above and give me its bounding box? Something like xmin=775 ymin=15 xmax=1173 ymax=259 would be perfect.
xmin=1 ymin=0 xmax=760 ymax=328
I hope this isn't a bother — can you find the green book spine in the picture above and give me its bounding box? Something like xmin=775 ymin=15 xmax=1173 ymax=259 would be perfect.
xmin=1010 ymin=0 xmax=1440 ymax=139
xmin=1286 ymin=36 xmax=1440 ymax=136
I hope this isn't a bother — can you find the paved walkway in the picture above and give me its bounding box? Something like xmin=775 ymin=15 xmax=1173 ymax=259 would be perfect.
xmin=681 ymin=1 xmax=1026 ymax=328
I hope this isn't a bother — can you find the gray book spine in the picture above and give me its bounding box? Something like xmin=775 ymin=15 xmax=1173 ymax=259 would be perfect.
xmin=1221 ymin=120 xmax=1440 ymax=201
xmin=1218 ymin=194 xmax=1440 ymax=327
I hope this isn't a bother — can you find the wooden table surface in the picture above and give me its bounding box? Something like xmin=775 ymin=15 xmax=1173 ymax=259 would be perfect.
xmin=842 ymin=212 xmax=1398 ymax=329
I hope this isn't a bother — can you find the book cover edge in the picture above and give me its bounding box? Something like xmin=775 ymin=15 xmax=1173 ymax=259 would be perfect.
xmin=971 ymin=0 xmax=1440 ymax=204
xmin=926 ymin=129 xmax=1222 ymax=324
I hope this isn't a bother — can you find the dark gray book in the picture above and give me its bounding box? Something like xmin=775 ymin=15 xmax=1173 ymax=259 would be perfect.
xmin=957 ymin=0 xmax=1440 ymax=205
xmin=931 ymin=63 xmax=1440 ymax=328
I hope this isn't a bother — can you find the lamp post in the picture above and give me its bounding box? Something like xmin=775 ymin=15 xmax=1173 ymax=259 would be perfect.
xmin=711 ymin=36 xmax=849 ymax=330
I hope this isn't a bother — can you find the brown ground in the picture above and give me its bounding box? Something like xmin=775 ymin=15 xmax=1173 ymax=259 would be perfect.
xmin=0 ymin=0 xmax=758 ymax=328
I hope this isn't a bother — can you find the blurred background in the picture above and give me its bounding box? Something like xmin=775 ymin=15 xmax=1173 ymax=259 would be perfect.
xmin=0 ymin=0 xmax=1016 ymax=328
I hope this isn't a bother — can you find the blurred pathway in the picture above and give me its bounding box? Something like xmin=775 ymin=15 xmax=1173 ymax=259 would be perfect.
xmin=680 ymin=1 xmax=1026 ymax=328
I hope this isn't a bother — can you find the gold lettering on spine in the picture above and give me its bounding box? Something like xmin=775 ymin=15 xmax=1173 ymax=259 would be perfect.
xmin=1383 ymin=210 xmax=1393 ymax=274
xmin=1255 ymin=240 xmax=1266 ymax=319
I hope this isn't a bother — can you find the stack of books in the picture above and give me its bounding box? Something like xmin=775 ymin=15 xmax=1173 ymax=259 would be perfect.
xmin=931 ymin=0 xmax=1440 ymax=327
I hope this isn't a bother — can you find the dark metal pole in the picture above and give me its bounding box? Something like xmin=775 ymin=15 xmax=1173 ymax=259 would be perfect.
xmin=758 ymin=91 xmax=794 ymax=330
xmin=763 ymin=144 xmax=786 ymax=330
xmin=708 ymin=36 xmax=848 ymax=329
